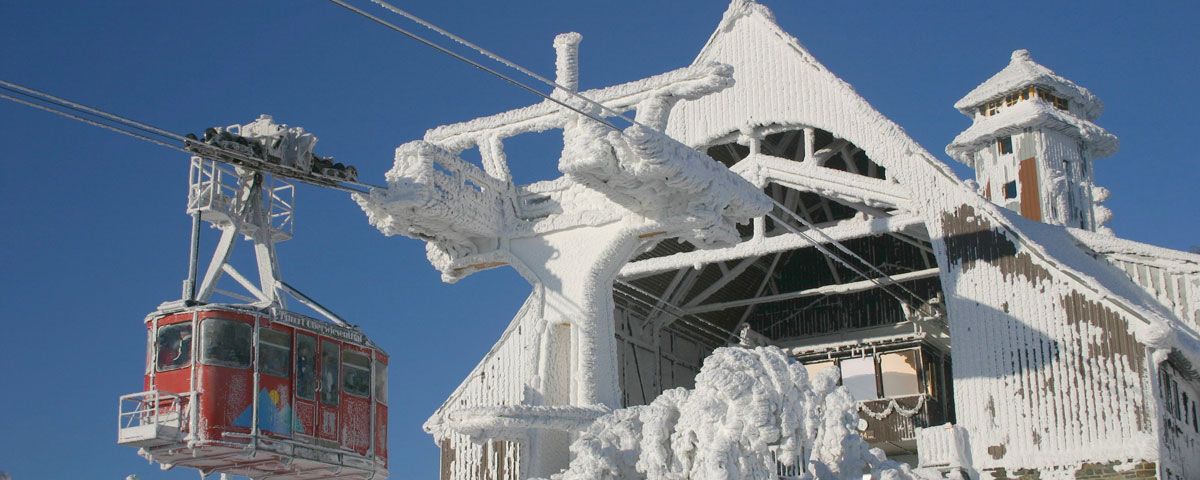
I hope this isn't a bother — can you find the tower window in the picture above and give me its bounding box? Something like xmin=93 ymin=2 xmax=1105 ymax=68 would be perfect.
xmin=1004 ymin=181 xmax=1018 ymax=199
xmin=997 ymin=136 xmax=1013 ymax=155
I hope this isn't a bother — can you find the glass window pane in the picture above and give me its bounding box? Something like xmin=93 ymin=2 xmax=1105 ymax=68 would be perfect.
xmin=840 ymin=357 xmax=878 ymax=401
xmin=200 ymin=319 xmax=252 ymax=368
xmin=320 ymin=340 xmax=340 ymax=406
xmin=295 ymin=335 xmax=316 ymax=400
xmin=804 ymin=361 xmax=834 ymax=382
xmin=375 ymin=360 xmax=388 ymax=405
xmin=881 ymin=350 xmax=921 ymax=397
xmin=259 ymin=328 xmax=291 ymax=378
xmin=156 ymin=323 xmax=193 ymax=371
xmin=342 ymin=351 xmax=371 ymax=398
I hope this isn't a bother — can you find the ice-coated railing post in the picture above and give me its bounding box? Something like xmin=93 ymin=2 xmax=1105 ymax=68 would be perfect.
xmin=553 ymin=32 xmax=582 ymax=94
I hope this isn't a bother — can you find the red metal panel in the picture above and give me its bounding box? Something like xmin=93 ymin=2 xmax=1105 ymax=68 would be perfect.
xmin=376 ymin=351 xmax=389 ymax=465
xmin=341 ymin=343 xmax=373 ymax=455
xmin=293 ymin=331 xmax=318 ymax=439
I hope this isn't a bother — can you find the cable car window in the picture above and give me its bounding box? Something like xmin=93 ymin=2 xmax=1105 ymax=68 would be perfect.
xmin=200 ymin=319 xmax=252 ymax=368
xmin=320 ymin=340 xmax=340 ymax=406
xmin=259 ymin=328 xmax=291 ymax=378
xmin=156 ymin=323 xmax=193 ymax=371
xmin=295 ymin=335 xmax=317 ymax=400
xmin=342 ymin=351 xmax=371 ymax=398
xmin=880 ymin=350 xmax=921 ymax=398
xmin=375 ymin=360 xmax=388 ymax=405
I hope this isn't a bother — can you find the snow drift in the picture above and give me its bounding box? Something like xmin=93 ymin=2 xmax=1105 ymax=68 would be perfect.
xmin=538 ymin=346 xmax=915 ymax=480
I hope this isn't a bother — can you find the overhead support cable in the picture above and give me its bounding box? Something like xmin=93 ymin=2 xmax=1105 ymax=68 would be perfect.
xmin=325 ymin=0 xmax=622 ymax=132
xmin=763 ymin=208 xmax=932 ymax=318
xmin=0 ymin=79 xmax=380 ymax=193
xmin=613 ymin=279 xmax=741 ymax=346
xmin=768 ymin=198 xmax=930 ymax=307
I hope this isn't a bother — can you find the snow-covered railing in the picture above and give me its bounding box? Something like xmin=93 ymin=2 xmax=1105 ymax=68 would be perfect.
xmin=915 ymin=423 xmax=969 ymax=470
xmin=117 ymin=390 xmax=191 ymax=448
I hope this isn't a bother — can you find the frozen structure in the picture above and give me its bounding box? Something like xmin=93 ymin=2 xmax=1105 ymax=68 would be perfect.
xmin=541 ymin=346 xmax=914 ymax=480
xmin=946 ymin=49 xmax=1118 ymax=233
xmin=358 ymin=1 xmax=1200 ymax=479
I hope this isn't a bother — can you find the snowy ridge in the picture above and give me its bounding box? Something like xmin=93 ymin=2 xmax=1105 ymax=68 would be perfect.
xmin=945 ymin=99 xmax=1117 ymax=166
xmin=954 ymin=49 xmax=1102 ymax=119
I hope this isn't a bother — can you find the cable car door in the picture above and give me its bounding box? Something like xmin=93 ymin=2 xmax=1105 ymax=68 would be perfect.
xmin=317 ymin=339 xmax=341 ymax=442
xmin=293 ymin=333 xmax=318 ymax=439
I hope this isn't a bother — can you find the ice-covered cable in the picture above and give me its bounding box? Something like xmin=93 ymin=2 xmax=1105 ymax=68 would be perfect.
xmin=614 ymin=279 xmax=741 ymax=344
xmin=0 ymin=91 xmax=190 ymax=153
xmin=365 ymin=0 xmax=658 ymax=134
xmin=767 ymin=198 xmax=929 ymax=308
xmin=0 ymin=80 xmax=379 ymax=193
xmin=326 ymin=0 xmax=621 ymax=132
xmin=0 ymin=79 xmax=188 ymax=143
xmin=764 ymin=209 xmax=930 ymax=316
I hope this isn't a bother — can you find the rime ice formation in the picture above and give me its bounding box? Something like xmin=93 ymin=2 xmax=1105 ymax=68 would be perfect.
xmin=558 ymin=62 xmax=771 ymax=247
xmin=539 ymin=347 xmax=914 ymax=480
xmin=356 ymin=0 xmax=1200 ymax=478
xmin=947 ymin=49 xmax=1116 ymax=232
xmin=954 ymin=49 xmax=1102 ymax=120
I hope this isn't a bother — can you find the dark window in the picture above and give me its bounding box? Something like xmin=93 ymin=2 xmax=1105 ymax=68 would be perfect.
xmin=320 ymin=340 xmax=340 ymax=406
xmin=259 ymin=328 xmax=291 ymax=378
xmin=295 ymin=335 xmax=316 ymax=400
xmin=1004 ymin=181 xmax=1018 ymax=199
xmin=375 ymin=360 xmax=388 ymax=405
xmin=156 ymin=323 xmax=193 ymax=371
xmin=200 ymin=319 xmax=252 ymax=368
xmin=997 ymin=136 xmax=1013 ymax=155
xmin=343 ymin=351 xmax=372 ymax=398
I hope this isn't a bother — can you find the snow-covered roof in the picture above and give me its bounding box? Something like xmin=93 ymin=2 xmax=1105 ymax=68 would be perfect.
xmin=955 ymin=49 xmax=1103 ymax=120
xmin=945 ymin=99 xmax=1118 ymax=166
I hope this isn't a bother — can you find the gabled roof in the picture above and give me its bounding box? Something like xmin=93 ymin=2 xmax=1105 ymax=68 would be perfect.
xmin=955 ymin=49 xmax=1103 ymax=120
xmin=665 ymin=0 xmax=1197 ymax=369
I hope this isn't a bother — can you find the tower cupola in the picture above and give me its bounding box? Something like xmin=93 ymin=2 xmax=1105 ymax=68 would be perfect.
xmin=947 ymin=49 xmax=1118 ymax=232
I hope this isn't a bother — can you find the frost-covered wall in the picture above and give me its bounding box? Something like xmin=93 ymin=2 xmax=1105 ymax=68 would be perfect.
xmin=936 ymin=205 xmax=1157 ymax=471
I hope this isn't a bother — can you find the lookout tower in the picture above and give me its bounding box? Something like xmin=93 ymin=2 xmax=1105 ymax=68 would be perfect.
xmin=947 ymin=49 xmax=1118 ymax=232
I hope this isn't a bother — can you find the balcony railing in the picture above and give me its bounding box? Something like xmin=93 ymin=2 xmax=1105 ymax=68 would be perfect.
xmin=857 ymin=394 xmax=940 ymax=444
xmin=117 ymin=390 xmax=192 ymax=448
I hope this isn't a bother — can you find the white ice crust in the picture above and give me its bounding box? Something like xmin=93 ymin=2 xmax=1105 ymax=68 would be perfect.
xmin=945 ymin=99 xmax=1117 ymax=166
xmin=538 ymin=346 xmax=915 ymax=480
xmin=954 ymin=49 xmax=1102 ymax=119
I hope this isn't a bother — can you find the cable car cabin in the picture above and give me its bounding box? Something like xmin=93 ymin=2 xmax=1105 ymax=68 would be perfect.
xmin=118 ymin=304 xmax=389 ymax=479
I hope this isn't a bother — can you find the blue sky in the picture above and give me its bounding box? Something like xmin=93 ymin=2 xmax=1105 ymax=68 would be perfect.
xmin=0 ymin=1 xmax=1197 ymax=478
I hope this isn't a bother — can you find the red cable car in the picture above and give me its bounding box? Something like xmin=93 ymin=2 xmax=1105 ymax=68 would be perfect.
xmin=121 ymin=305 xmax=389 ymax=479
xmin=117 ymin=121 xmax=388 ymax=479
